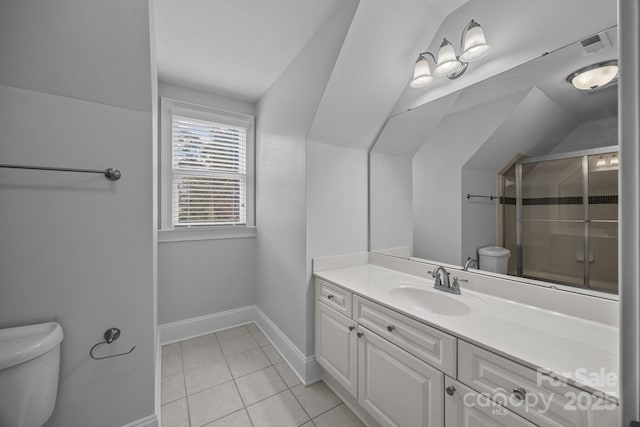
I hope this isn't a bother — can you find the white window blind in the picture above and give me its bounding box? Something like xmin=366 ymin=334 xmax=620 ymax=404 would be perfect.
xmin=172 ymin=115 xmax=247 ymax=226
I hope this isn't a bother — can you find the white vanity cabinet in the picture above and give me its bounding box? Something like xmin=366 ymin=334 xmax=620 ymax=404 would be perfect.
xmin=444 ymin=377 xmax=536 ymax=427
xmin=358 ymin=326 xmax=444 ymax=427
xmin=314 ymin=299 xmax=358 ymax=397
xmin=313 ymin=276 xmax=619 ymax=427
xmin=315 ymin=278 xmax=450 ymax=427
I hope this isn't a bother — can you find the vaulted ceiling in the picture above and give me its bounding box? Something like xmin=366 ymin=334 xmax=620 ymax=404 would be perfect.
xmin=154 ymin=0 xmax=343 ymax=101
xmin=154 ymin=0 xmax=617 ymax=150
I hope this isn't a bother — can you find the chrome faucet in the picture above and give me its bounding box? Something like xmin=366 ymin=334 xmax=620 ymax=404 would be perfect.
xmin=463 ymin=257 xmax=479 ymax=271
xmin=430 ymin=266 xmax=461 ymax=295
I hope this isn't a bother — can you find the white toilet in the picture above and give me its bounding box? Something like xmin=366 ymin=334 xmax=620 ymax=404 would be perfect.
xmin=0 ymin=322 xmax=63 ymax=427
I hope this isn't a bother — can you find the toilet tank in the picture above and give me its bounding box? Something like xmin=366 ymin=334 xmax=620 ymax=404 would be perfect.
xmin=0 ymin=322 xmax=63 ymax=427
xmin=478 ymin=246 xmax=511 ymax=274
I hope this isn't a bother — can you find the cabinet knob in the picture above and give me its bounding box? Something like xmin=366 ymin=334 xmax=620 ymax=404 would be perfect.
xmin=512 ymin=387 xmax=526 ymax=401
xmin=327 ymin=294 xmax=334 ymax=300
xmin=348 ymin=326 xmax=355 ymax=331
xmin=386 ymin=325 xmax=396 ymax=332
xmin=446 ymin=385 xmax=456 ymax=396
xmin=357 ymin=332 xmax=364 ymax=338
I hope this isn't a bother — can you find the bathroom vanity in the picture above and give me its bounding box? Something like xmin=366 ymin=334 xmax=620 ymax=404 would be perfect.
xmin=313 ymin=253 xmax=619 ymax=427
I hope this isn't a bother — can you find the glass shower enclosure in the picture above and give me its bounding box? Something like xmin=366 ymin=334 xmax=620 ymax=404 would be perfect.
xmin=504 ymin=146 xmax=618 ymax=293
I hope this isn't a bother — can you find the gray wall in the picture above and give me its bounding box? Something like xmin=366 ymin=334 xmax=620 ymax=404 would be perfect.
xmin=306 ymin=140 xmax=368 ymax=351
xmin=0 ymin=1 xmax=155 ymax=426
xmin=550 ymin=116 xmax=618 ymax=154
xmin=370 ymin=152 xmax=413 ymax=254
xmin=157 ymin=82 xmax=257 ymax=324
xmin=256 ymin=0 xmax=359 ymax=356
xmin=158 ymin=238 xmax=256 ymax=324
xmin=412 ymin=92 xmax=526 ymax=265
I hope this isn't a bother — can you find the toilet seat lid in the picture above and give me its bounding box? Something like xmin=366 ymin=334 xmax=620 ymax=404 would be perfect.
xmin=0 ymin=322 xmax=63 ymax=369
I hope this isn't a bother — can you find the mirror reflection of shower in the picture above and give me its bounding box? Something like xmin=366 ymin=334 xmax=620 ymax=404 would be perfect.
xmin=499 ymin=147 xmax=618 ymax=293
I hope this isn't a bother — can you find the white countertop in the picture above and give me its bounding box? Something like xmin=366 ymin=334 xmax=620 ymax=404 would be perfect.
xmin=314 ymin=263 xmax=619 ymax=401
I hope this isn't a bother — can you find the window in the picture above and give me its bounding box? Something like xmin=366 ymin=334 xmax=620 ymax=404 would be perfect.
xmin=160 ymin=98 xmax=255 ymax=240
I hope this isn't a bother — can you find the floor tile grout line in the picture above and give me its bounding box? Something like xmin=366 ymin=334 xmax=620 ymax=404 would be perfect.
xmin=180 ymin=359 xmax=271 ymax=401
xmin=230 ymin=377 xmax=256 ymax=427
xmin=289 ymin=386 xmax=314 ymax=424
xmin=234 ymin=370 xmax=290 ymax=409
xmin=220 ymin=331 xmax=258 ymax=427
xmin=179 ymin=344 xmax=193 ymax=427
xmin=309 ymin=402 xmax=344 ymax=423
xmin=163 ymin=323 xmax=347 ymax=427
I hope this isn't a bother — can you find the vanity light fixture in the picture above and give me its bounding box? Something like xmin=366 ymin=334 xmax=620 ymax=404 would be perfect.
xmin=410 ymin=19 xmax=491 ymax=89
xmin=567 ymin=60 xmax=618 ymax=92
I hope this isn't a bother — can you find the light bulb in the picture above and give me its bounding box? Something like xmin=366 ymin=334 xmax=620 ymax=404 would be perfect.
xmin=410 ymin=56 xmax=432 ymax=88
xmin=434 ymin=39 xmax=462 ymax=76
xmin=596 ymin=156 xmax=607 ymax=167
xmin=460 ymin=20 xmax=492 ymax=62
xmin=609 ymin=155 xmax=619 ymax=166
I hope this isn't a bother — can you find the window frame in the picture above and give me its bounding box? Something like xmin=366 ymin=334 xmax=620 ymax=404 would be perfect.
xmin=159 ymin=97 xmax=255 ymax=241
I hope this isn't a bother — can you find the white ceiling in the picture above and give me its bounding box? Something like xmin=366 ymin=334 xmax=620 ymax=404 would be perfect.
xmin=154 ymin=0 xmax=343 ymax=101
xmin=154 ymin=0 xmax=618 ymax=151
xmin=306 ymin=0 xmax=468 ymax=150
xmin=373 ymin=25 xmax=619 ymax=170
xmin=392 ymin=0 xmax=617 ymax=114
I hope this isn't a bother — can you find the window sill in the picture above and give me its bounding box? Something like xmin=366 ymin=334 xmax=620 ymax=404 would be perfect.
xmin=158 ymin=226 xmax=256 ymax=243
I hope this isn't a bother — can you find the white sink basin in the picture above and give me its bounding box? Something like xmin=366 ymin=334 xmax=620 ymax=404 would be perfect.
xmin=388 ymin=287 xmax=471 ymax=316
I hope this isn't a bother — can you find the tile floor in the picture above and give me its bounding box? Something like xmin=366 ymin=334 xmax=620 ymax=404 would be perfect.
xmin=161 ymin=323 xmax=365 ymax=427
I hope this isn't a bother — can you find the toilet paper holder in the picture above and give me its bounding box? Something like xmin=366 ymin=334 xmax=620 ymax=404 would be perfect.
xmin=89 ymin=328 xmax=135 ymax=360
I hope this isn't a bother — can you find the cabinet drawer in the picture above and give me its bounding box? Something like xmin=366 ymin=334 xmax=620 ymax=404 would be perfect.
xmin=445 ymin=377 xmax=536 ymax=427
xmin=354 ymin=295 xmax=456 ymax=377
xmin=315 ymin=279 xmax=352 ymax=317
xmin=458 ymin=341 xmax=619 ymax=427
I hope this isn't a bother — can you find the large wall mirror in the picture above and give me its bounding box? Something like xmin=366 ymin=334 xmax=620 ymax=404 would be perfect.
xmin=370 ymin=26 xmax=618 ymax=295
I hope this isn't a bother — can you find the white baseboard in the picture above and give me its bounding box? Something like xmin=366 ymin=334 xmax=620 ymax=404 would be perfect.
xmin=254 ymin=307 xmax=322 ymax=385
xmin=158 ymin=306 xmax=257 ymax=344
xmin=121 ymin=414 xmax=158 ymax=427
xmin=157 ymin=305 xmax=321 ymax=385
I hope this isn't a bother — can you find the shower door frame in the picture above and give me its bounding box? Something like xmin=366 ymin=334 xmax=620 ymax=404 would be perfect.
xmin=515 ymin=145 xmax=618 ymax=288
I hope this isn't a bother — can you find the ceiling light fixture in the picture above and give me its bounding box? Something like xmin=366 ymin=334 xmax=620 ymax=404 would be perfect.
xmin=567 ymin=60 xmax=619 ymax=92
xmin=410 ymin=19 xmax=491 ymax=89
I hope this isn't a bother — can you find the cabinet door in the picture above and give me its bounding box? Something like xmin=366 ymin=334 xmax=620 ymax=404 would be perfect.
xmin=444 ymin=377 xmax=535 ymax=427
xmin=315 ymin=301 xmax=358 ymax=397
xmin=358 ymin=327 xmax=444 ymax=427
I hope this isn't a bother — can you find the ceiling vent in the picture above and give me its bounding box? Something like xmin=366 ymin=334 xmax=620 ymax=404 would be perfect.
xmin=578 ymin=32 xmax=611 ymax=56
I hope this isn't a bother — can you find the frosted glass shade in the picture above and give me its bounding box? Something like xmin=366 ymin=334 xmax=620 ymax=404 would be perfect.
xmin=460 ymin=23 xmax=491 ymax=62
xmin=568 ymin=63 xmax=619 ymax=91
xmin=410 ymin=56 xmax=432 ymax=88
xmin=434 ymin=39 xmax=462 ymax=76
